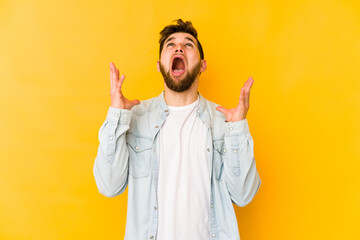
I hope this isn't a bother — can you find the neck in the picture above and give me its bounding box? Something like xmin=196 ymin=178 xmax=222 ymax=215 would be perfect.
xmin=164 ymin=78 xmax=199 ymax=107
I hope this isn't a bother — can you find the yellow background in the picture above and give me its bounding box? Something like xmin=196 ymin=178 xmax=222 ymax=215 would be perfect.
xmin=1 ymin=0 xmax=359 ymax=239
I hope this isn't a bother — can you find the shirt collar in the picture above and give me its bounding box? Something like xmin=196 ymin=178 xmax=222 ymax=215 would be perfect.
xmin=156 ymin=91 xmax=211 ymax=127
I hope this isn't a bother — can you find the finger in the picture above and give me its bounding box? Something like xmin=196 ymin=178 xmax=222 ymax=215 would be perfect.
xmin=238 ymin=87 xmax=245 ymax=105
xmin=118 ymin=74 xmax=125 ymax=90
xmin=248 ymin=77 xmax=254 ymax=90
xmin=244 ymin=77 xmax=253 ymax=108
xmin=244 ymin=89 xmax=250 ymax=109
xmin=245 ymin=76 xmax=253 ymax=91
xmin=111 ymin=63 xmax=118 ymax=82
xmin=110 ymin=63 xmax=116 ymax=89
xmin=215 ymin=106 xmax=229 ymax=115
xmin=235 ymin=87 xmax=245 ymax=111
xmin=112 ymin=62 xmax=119 ymax=79
xmin=110 ymin=62 xmax=116 ymax=76
xmin=244 ymin=77 xmax=249 ymax=88
xmin=115 ymin=68 xmax=120 ymax=81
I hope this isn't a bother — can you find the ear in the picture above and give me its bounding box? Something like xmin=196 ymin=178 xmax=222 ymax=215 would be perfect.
xmin=200 ymin=59 xmax=207 ymax=73
xmin=157 ymin=60 xmax=160 ymax=72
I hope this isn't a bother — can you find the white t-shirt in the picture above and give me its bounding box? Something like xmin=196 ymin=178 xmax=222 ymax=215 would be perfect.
xmin=157 ymin=97 xmax=211 ymax=240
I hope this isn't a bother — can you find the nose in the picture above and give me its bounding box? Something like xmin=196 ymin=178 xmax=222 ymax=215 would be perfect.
xmin=175 ymin=43 xmax=184 ymax=54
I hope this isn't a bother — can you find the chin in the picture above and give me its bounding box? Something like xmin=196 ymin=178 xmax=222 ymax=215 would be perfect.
xmin=159 ymin=60 xmax=201 ymax=92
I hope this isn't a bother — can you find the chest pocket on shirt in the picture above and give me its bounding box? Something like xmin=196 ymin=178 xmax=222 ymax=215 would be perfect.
xmin=126 ymin=134 xmax=153 ymax=179
xmin=213 ymin=139 xmax=225 ymax=181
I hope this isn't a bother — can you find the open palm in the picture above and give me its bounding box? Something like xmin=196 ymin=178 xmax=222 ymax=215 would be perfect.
xmin=109 ymin=62 xmax=140 ymax=110
xmin=216 ymin=77 xmax=254 ymax=122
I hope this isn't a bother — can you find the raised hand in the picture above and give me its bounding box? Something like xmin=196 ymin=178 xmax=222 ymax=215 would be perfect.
xmin=216 ymin=77 xmax=254 ymax=122
xmin=110 ymin=62 xmax=140 ymax=110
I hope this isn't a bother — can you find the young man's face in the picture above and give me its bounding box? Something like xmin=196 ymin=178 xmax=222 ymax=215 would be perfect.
xmin=157 ymin=32 xmax=206 ymax=92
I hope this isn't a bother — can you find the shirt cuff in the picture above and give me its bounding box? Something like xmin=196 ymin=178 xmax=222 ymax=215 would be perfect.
xmin=106 ymin=107 xmax=132 ymax=126
xmin=225 ymin=118 xmax=249 ymax=135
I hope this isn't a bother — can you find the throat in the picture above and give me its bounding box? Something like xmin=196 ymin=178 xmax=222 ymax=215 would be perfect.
xmin=172 ymin=58 xmax=185 ymax=71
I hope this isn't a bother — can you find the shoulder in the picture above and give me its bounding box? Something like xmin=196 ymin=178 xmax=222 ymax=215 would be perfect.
xmin=127 ymin=95 xmax=160 ymax=136
xmin=202 ymin=97 xmax=226 ymax=121
xmin=201 ymin=97 xmax=228 ymax=139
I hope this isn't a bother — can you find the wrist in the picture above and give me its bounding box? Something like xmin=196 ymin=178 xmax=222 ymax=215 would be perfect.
xmin=110 ymin=104 xmax=125 ymax=109
xmin=110 ymin=99 xmax=125 ymax=109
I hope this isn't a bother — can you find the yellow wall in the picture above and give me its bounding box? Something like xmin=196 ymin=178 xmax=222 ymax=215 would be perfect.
xmin=1 ymin=0 xmax=359 ymax=239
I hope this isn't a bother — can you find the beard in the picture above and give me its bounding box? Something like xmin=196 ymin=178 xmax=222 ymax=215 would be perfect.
xmin=159 ymin=61 xmax=201 ymax=92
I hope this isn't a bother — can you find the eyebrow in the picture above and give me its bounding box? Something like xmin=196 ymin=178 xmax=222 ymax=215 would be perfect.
xmin=164 ymin=37 xmax=175 ymax=44
xmin=164 ymin=36 xmax=196 ymax=45
xmin=185 ymin=37 xmax=196 ymax=45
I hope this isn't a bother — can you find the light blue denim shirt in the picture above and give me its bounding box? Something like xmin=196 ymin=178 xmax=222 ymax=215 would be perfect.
xmin=93 ymin=92 xmax=261 ymax=240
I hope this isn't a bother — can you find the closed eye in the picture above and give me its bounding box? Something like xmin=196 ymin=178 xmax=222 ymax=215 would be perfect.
xmin=167 ymin=43 xmax=174 ymax=47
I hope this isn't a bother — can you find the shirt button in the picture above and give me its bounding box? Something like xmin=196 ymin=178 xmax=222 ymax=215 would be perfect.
xmin=222 ymin=149 xmax=226 ymax=153
xmin=154 ymin=206 xmax=157 ymax=210
xmin=212 ymin=233 xmax=216 ymax=237
xmin=233 ymin=149 xmax=237 ymax=153
xmin=135 ymin=146 xmax=139 ymax=150
xmin=197 ymin=110 xmax=200 ymax=113
xmin=109 ymin=136 xmax=114 ymax=140
xmin=207 ymin=148 xmax=210 ymax=152
xmin=164 ymin=110 xmax=168 ymax=113
xmin=150 ymin=236 xmax=154 ymax=239
xmin=211 ymin=204 xmax=214 ymax=208
xmin=114 ymin=113 xmax=119 ymax=117
xmin=229 ymin=127 xmax=233 ymax=131
xmin=155 ymin=126 xmax=159 ymax=128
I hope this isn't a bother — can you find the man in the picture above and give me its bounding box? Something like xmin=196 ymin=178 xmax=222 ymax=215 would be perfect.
xmin=93 ymin=19 xmax=261 ymax=240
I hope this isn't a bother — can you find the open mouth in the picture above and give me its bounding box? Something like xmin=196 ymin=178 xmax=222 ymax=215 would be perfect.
xmin=171 ymin=56 xmax=186 ymax=76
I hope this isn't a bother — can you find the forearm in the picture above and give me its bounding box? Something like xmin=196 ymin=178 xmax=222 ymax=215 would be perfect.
xmin=223 ymin=119 xmax=261 ymax=207
xmin=93 ymin=107 xmax=132 ymax=198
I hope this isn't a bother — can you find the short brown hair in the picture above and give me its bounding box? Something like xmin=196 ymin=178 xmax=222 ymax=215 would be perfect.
xmin=159 ymin=19 xmax=204 ymax=60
